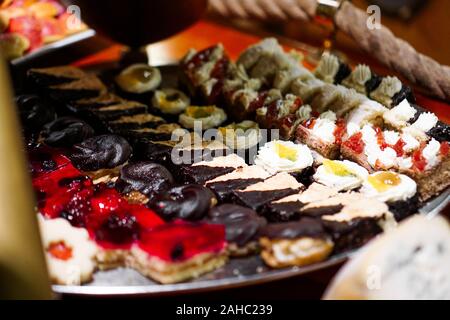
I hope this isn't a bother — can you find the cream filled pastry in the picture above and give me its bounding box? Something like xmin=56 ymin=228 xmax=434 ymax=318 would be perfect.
xmin=152 ymin=88 xmax=190 ymax=115
xmin=254 ymin=140 xmax=313 ymax=174
xmin=314 ymin=159 xmax=369 ymax=191
xmin=218 ymin=120 xmax=261 ymax=150
xmin=360 ymin=171 xmax=417 ymax=203
xmin=179 ymin=105 xmax=227 ymax=130
xmin=38 ymin=216 xmax=98 ymax=285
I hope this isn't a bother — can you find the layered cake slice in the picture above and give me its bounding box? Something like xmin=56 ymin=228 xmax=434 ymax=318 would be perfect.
xmin=258 ymin=218 xmax=334 ymax=268
xmin=179 ymin=153 xmax=247 ymax=185
xmin=121 ymin=123 xmax=181 ymax=142
xmin=321 ymin=198 xmax=396 ymax=253
xmin=232 ymin=172 xmax=304 ymax=210
xmin=295 ymin=111 xmax=346 ymax=159
xmin=205 ymin=165 xmax=271 ymax=202
xmin=261 ymin=183 xmax=339 ymax=222
xmin=38 ymin=216 xmax=98 ymax=285
xmin=106 ymin=113 xmax=166 ymax=133
xmin=128 ymin=221 xmax=228 ymax=284
xmin=28 ymin=66 xmax=88 ymax=86
xmin=47 ymin=75 xmax=107 ymax=102
xmin=89 ymin=101 xmax=148 ymax=121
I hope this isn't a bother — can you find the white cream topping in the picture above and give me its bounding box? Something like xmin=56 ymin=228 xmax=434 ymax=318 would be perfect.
xmin=422 ymin=138 xmax=441 ymax=170
xmin=411 ymin=112 xmax=438 ymax=133
xmin=272 ymin=238 xmax=330 ymax=263
xmin=397 ymin=157 xmax=413 ymax=170
xmin=383 ymin=130 xmax=400 ymax=145
xmin=377 ymin=147 xmax=398 ymax=168
xmin=346 ymin=100 xmax=388 ymax=127
xmin=401 ymin=133 xmax=420 ymax=152
xmin=38 ymin=216 xmax=98 ymax=285
xmin=313 ymin=160 xmax=369 ymax=191
xmin=361 ymin=125 xmax=398 ymax=169
xmin=311 ymin=118 xmax=336 ymax=144
xmin=254 ymin=140 xmax=313 ymax=174
xmin=360 ymin=172 xmax=417 ymax=202
xmin=346 ymin=122 xmax=361 ymax=137
xmin=382 ymin=99 xmax=417 ymax=129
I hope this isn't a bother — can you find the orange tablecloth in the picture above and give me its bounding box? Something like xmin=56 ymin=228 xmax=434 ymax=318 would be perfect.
xmin=74 ymin=20 xmax=449 ymax=123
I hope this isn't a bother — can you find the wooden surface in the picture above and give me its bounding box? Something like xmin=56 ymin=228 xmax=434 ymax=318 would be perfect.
xmin=70 ymin=19 xmax=449 ymax=300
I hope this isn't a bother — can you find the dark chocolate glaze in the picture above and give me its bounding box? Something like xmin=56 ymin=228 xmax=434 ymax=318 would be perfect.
xmin=428 ymin=123 xmax=450 ymax=143
xmin=232 ymin=188 xmax=299 ymax=211
xmin=149 ymin=184 xmax=216 ymax=221
xmin=365 ymin=73 xmax=382 ymax=95
xmin=322 ymin=218 xmax=382 ymax=254
xmin=69 ymin=134 xmax=132 ymax=171
xmin=334 ymin=63 xmax=352 ymax=85
xmin=206 ymin=178 xmax=264 ymax=202
xmin=179 ymin=165 xmax=235 ymax=185
xmin=206 ymin=204 xmax=267 ymax=246
xmin=392 ymin=85 xmax=415 ymax=107
xmin=261 ymin=201 xmax=305 ymax=222
xmin=16 ymin=94 xmax=56 ymax=132
xmin=258 ymin=218 xmax=327 ymax=240
xmin=387 ymin=194 xmax=419 ymax=222
xmin=132 ymin=139 xmax=175 ymax=167
xmin=42 ymin=117 xmax=95 ymax=147
xmin=301 ymin=204 xmax=344 ymax=218
xmin=290 ymin=166 xmax=315 ymax=187
xmin=27 ymin=69 xmax=78 ymax=87
xmin=115 ymin=162 xmax=174 ymax=199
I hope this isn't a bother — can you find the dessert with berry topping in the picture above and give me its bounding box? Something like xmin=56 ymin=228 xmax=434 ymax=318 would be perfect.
xmin=128 ymin=221 xmax=228 ymax=284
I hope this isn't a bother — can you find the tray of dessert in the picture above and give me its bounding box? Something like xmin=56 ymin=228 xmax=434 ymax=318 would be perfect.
xmin=0 ymin=0 xmax=91 ymax=64
xmin=16 ymin=38 xmax=450 ymax=296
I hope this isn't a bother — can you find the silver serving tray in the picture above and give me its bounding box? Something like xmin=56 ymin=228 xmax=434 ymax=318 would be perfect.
xmin=53 ymin=188 xmax=449 ymax=296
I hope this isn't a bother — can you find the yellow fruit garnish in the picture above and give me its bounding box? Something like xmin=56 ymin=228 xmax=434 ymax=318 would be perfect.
xmin=275 ymin=142 xmax=297 ymax=162
xmin=186 ymin=106 xmax=215 ymax=118
xmin=323 ymin=160 xmax=354 ymax=177
xmin=367 ymin=172 xmax=401 ymax=192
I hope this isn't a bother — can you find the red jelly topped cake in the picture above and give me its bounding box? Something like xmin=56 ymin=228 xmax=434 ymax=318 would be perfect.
xmin=28 ymin=146 xmax=71 ymax=179
xmin=129 ymin=221 xmax=228 ymax=284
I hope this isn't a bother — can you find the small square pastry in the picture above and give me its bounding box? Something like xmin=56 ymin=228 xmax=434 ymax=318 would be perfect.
xmin=258 ymin=218 xmax=334 ymax=268
xmin=369 ymin=76 xmax=415 ymax=108
xmin=38 ymin=216 xmax=98 ymax=285
xmin=128 ymin=221 xmax=228 ymax=284
xmin=47 ymin=75 xmax=107 ymax=102
xmin=254 ymin=140 xmax=315 ymax=186
xmin=295 ymin=111 xmax=346 ymax=160
xmin=120 ymin=123 xmax=181 ymax=142
xmin=90 ymin=101 xmax=148 ymax=121
xmin=106 ymin=113 xmax=166 ymax=133
xmin=206 ymin=204 xmax=267 ymax=257
xmin=179 ymin=153 xmax=247 ymax=185
xmin=205 ymin=165 xmax=271 ymax=202
xmin=261 ymin=183 xmax=340 ymax=222
xmin=321 ymin=198 xmax=396 ymax=253
xmin=28 ymin=66 xmax=88 ymax=86
xmin=232 ymin=172 xmax=304 ymax=211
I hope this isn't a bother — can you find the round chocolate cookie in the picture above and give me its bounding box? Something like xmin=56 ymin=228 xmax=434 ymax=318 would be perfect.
xmin=115 ymin=162 xmax=174 ymax=199
xmin=69 ymin=134 xmax=132 ymax=171
xmin=258 ymin=218 xmax=326 ymax=240
xmin=149 ymin=184 xmax=216 ymax=221
xmin=207 ymin=204 xmax=267 ymax=247
xmin=42 ymin=117 xmax=95 ymax=147
xmin=16 ymin=94 xmax=56 ymax=131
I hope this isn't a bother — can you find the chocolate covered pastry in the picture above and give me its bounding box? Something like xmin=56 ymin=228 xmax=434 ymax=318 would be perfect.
xmin=28 ymin=66 xmax=88 ymax=87
xmin=69 ymin=135 xmax=132 ymax=183
xmin=258 ymin=218 xmax=334 ymax=268
xmin=16 ymin=94 xmax=56 ymax=133
xmin=42 ymin=117 xmax=95 ymax=148
xmin=115 ymin=162 xmax=174 ymax=201
xmin=89 ymin=101 xmax=148 ymax=121
xmin=106 ymin=113 xmax=166 ymax=132
xmin=149 ymin=184 xmax=217 ymax=221
xmin=47 ymin=75 xmax=107 ymax=102
xmin=206 ymin=204 xmax=266 ymax=257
